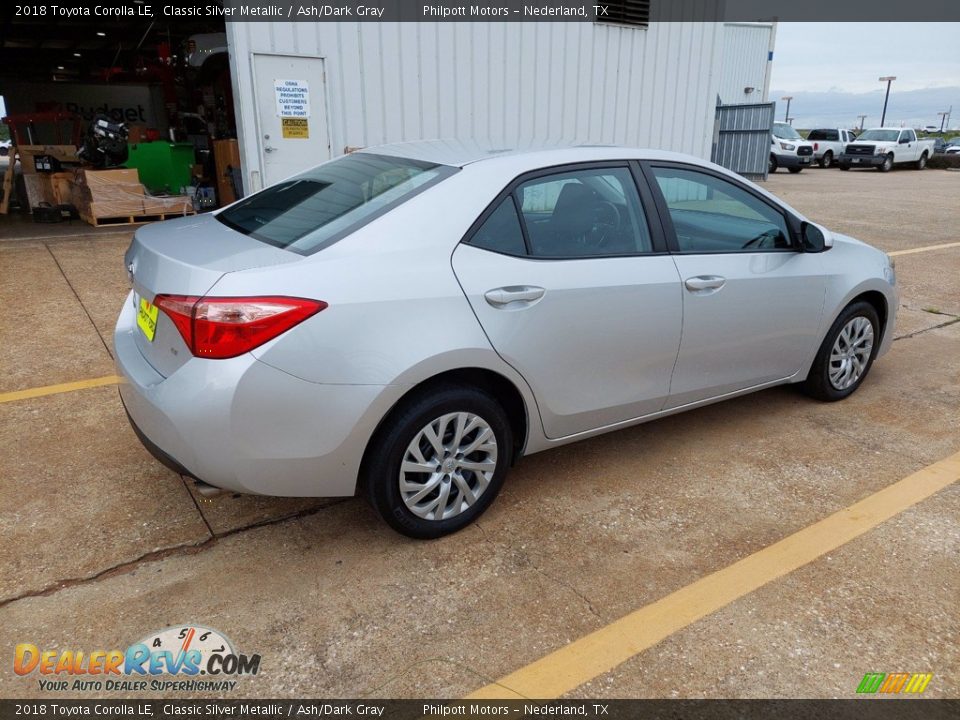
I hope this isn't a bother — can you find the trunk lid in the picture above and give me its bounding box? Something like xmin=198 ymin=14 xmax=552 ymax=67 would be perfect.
xmin=124 ymin=214 xmax=300 ymax=377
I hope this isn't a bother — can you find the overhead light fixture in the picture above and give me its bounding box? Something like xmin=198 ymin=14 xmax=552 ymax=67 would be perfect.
xmin=97 ymin=32 xmax=106 ymax=37
xmin=57 ymin=65 xmax=65 ymax=70
xmin=73 ymin=52 xmax=82 ymax=57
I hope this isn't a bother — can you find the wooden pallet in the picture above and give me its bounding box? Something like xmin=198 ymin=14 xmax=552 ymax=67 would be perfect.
xmin=80 ymin=208 xmax=196 ymax=227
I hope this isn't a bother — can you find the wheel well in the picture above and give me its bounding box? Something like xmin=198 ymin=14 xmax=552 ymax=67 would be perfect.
xmin=850 ymin=291 xmax=888 ymax=342
xmin=359 ymin=368 xmax=529 ymax=492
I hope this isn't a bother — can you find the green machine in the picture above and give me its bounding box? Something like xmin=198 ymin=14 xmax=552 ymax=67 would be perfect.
xmin=125 ymin=142 xmax=195 ymax=193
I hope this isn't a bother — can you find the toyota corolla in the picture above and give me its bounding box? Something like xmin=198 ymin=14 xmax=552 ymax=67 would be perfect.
xmin=116 ymin=142 xmax=897 ymax=538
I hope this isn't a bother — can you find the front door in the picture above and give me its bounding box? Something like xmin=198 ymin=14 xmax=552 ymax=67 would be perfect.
xmin=646 ymin=164 xmax=827 ymax=408
xmin=253 ymin=54 xmax=331 ymax=186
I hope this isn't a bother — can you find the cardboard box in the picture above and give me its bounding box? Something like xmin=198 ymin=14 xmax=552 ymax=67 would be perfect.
xmin=142 ymin=194 xmax=194 ymax=215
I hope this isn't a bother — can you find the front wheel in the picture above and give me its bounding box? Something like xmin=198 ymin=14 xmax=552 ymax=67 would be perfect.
xmin=802 ymin=301 xmax=880 ymax=402
xmin=788 ymin=167 xmax=803 ymax=174
xmin=878 ymin=154 xmax=894 ymax=172
xmin=363 ymin=385 xmax=512 ymax=539
xmin=769 ymin=155 xmax=778 ymax=174
xmin=839 ymin=163 xmax=851 ymax=171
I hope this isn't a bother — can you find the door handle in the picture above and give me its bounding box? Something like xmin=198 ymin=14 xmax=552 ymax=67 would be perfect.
xmin=484 ymin=285 xmax=546 ymax=308
xmin=684 ymin=275 xmax=726 ymax=292
xmin=264 ymin=146 xmax=277 ymax=153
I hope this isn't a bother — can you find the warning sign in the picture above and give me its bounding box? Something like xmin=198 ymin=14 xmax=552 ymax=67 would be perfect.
xmin=281 ymin=118 xmax=309 ymax=139
xmin=275 ymin=79 xmax=310 ymax=118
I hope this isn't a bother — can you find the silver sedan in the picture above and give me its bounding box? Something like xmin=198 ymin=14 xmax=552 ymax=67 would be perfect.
xmin=116 ymin=142 xmax=898 ymax=538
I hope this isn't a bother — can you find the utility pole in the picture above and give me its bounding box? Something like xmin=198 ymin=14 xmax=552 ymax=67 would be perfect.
xmin=857 ymin=115 xmax=867 ymax=131
xmin=781 ymin=96 xmax=793 ymax=123
xmin=939 ymin=111 xmax=949 ymax=133
xmin=879 ymin=76 xmax=896 ymax=126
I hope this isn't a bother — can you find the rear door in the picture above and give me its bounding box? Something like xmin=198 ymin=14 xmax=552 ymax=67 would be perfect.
xmin=452 ymin=163 xmax=683 ymax=439
xmin=644 ymin=163 xmax=826 ymax=408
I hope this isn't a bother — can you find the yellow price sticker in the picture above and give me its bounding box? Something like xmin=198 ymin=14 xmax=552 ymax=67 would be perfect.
xmin=137 ymin=297 xmax=159 ymax=342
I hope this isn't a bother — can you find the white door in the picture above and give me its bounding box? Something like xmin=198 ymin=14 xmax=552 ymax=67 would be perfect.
xmin=253 ymin=54 xmax=331 ymax=187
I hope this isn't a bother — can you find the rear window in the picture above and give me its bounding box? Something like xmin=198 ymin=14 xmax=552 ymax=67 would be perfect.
xmin=217 ymin=153 xmax=457 ymax=255
xmin=807 ymin=129 xmax=838 ymax=141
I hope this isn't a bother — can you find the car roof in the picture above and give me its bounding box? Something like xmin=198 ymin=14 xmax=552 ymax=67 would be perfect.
xmin=357 ymin=139 xmax=692 ymax=168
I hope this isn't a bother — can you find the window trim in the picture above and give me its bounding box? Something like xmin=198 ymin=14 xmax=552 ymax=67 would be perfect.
xmin=461 ymin=161 xmax=669 ymax=261
xmin=639 ymin=160 xmax=803 ymax=255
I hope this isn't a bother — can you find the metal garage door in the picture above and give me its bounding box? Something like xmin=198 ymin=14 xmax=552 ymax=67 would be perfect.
xmin=711 ymin=102 xmax=775 ymax=181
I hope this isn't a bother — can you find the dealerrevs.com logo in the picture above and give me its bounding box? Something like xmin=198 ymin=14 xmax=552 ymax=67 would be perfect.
xmin=14 ymin=625 xmax=261 ymax=693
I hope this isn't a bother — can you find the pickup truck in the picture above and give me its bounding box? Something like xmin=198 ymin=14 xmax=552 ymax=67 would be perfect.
xmin=806 ymin=128 xmax=858 ymax=168
xmin=770 ymin=122 xmax=815 ymax=174
xmin=838 ymin=128 xmax=936 ymax=172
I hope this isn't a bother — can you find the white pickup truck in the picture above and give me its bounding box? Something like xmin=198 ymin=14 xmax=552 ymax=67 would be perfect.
xmin=838 ymin=128 xmax=936 ymax=172
xmin=806 ymin=128 xmax=858 ymax=168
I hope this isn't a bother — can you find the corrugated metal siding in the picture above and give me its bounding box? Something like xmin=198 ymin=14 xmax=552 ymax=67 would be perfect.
xmin=717 ymin=23 xmax=773 ymax=105
xmin=712 ymin=102 xmax=775 ymax=181
xmin=226 ymin=19 xmax=725 ymax=192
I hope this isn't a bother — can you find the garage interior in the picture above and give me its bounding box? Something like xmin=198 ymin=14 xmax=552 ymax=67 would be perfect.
xmin=0 ymin=10 xmax=238 ymax=236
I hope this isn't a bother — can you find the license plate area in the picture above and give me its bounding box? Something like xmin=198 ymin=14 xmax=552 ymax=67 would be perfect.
xmin=137 ymin=296 xmax=159 ymax=342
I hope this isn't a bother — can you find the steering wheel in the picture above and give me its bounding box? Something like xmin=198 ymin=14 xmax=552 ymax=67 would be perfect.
xmin=591 ymin=201 xmax=622 ymax=247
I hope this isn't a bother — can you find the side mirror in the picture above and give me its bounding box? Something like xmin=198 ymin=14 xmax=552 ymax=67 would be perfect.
xmin=801 ymin=222 xmax=832 ymax=252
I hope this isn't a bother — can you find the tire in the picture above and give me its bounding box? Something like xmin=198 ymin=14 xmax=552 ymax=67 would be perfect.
xmin=769 ymin=155 xmax=778 ymax=174
xmin=915 ymin=152 xmax=927 ymax=170
xmin=363 ymin=384 xmax=512 ymax=539
xmin=788 ymin=167 xmax=803 ymax=174
xmin=839 ymin=163 xmax=850 ymax=171
xmin=802 ymin=301 xmax=880 ymax=402
xmin=819 ymin=151 xmax=833 ymax=168
xmin=878 ymin=154 xmax=894 ymax=172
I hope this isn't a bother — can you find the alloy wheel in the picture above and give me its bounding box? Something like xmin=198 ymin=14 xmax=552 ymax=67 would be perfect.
xmin=399 ymin=412 xmax=498 ymax=521
xmin=828 ymin=316 xmax=874 ymax=390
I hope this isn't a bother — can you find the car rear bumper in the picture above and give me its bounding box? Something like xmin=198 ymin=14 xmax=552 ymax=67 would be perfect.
xmin=773 ymin=153 xmax=812 ymax=168
xmin=115 ymin=291 xmax=401 ymax=497
xmin=838 ymin=154 xmax=886 ymax=167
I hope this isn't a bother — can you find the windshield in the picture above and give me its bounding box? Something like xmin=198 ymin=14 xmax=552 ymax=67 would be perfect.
xmin=772 ymin=123 xmax=802 ymax=140
xmin=855 ymin=130 xmax=900 ymax=142
xmin=217 ymin=153 xmax=457 ymax=255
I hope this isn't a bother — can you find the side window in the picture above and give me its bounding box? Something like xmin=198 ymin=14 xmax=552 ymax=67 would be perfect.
xmin=469 ymin=196 xmax=527 ymax=256
xmin=827 ymin=130 xmax=839 ymax=141
xmin=514 ymin=167 xmax=653 ymax=258
xmin=651 ymin=167 xmax=792 ymax=253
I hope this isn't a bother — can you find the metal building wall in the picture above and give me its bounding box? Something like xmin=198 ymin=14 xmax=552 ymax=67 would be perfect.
xmin=716 ymin=22 xmax=775 ymax=105
xmin=226 ymin=19 xmax=725 ymax=193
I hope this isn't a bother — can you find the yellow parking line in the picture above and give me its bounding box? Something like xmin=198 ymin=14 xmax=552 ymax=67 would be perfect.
xmin=466 ymin=450 xmax=960 ymax=700
xmin=889 ymin=241 xmax=960 ymax=257
xmin=0 ymin=375 xmax=124 ymax=404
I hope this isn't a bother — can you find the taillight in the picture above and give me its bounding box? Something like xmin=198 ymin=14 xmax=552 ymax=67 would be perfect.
xmin=153 ymin=295 xmax=326 ymax=359
xmin=814 ymin=142 xmax=819 ymax=151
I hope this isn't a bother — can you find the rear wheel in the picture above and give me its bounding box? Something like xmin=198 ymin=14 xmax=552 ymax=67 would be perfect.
xmin=802 ymin=301 xmax=880 ymax=402
xmin=878 ymin=154 xmax=894 ymax=172
xmin=363 ymin=385 xmax=512 ymax=539
xmin=819 ymin=150 xmax=833 ymax=168
xmin=915 ymin=152 xmax=928 ymax=170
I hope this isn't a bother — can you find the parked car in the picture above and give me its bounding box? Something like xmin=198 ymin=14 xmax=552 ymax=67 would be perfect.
xmin=770 ymin=122 xmax=815 ymax=173
xmin=944 ymin=137 xmax=960 ymax=154
xmin=116 ymin=142 xmax=898 ymax=538
xmin=838 ymin=128 xmax=936 ymax=171
xmin=806 ymin=128 xmax=858 ymax=168
xmin=0 ymin=139 xmax=11 ymax=157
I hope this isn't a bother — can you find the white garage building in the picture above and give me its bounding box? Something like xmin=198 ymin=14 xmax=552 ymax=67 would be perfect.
xmin=225 ymin=18 xmax=774 ymax=193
